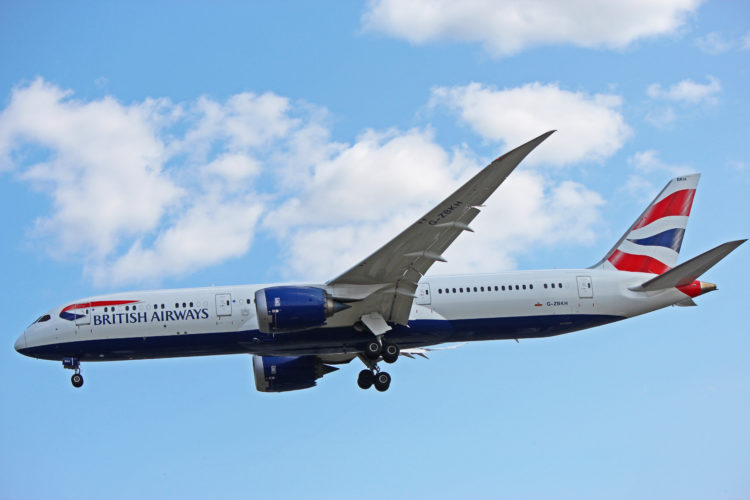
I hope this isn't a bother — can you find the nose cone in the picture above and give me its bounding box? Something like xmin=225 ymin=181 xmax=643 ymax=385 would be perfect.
xmin=14 ymin=333 xmax=27 ymax=353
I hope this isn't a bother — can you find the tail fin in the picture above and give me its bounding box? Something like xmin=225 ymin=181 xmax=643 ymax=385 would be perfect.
xmin=593 ymin=174 xmax=700 ymax=273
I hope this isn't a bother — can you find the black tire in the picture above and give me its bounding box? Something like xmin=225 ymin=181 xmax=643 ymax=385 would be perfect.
xmin=357 ymin=369 xmax=374 ymax=390
xmin=382 ymin=343 xmax=400 ymax=364
xmin=71 ymin=373 xmax=84 ymax=388
xmin=374 ymin=371 xmax=391 ymax=392
xmin=364 ymin=340 xmax=382 ymax=360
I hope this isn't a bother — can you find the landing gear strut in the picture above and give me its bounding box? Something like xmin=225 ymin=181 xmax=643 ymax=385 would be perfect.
xmin=357 ymin=339 xmax=399 ymax=391
xmin=63 ymin=357 xmax=84 ymax=388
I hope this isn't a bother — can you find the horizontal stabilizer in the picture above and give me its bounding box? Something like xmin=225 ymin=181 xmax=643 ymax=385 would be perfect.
xmin=630 ymin=239 xmax=746 ymax=291
xmin=675 ymin=298 xmax=697 ymax=307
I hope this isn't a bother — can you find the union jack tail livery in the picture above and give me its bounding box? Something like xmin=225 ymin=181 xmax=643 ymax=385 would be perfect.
xmin=595 ymin=174 xmax=700 ymax=274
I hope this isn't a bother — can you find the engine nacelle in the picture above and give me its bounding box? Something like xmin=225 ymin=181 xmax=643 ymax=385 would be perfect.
xmin=254 ymin=286 xmax=348 ymax=334
xmin=252 ymin=355 xmax=338 ymax=392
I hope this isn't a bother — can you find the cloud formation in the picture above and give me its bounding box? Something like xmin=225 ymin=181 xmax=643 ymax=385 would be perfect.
xmin=0 ymin=79 xmax=314 ymax=285
xmin=623 ymin=150 xmax=696 ymax=201
xmin=430 ymin=82 xmax=631 ymax=166
xmin=1 ymin=79 xmax=612 ymax=286
xmin=646 ymin=76 xmax=721 ymax=104
xmin=363 ymin=0 xmax=703 ymax=56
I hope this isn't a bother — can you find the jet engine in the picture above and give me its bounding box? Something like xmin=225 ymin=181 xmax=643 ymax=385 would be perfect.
xmin=254 ymin=286 xmax=348 ymax=334
xmin=252 ymin=355 xmax=338 ymax=392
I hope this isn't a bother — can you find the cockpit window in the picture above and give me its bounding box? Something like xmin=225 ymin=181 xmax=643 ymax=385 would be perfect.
xmin=31 ymin=314 xmax=51 ymax=326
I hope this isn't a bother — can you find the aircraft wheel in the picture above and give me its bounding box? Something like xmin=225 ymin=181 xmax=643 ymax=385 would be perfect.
xmin=357 ymin=369 xmax=374 ymax=390
xmin=374 ymin=371 xmax=391 ymax=392
xmin=364 ymin=340 xmax=382 ymax=360
xmin=71 ymin=373 xmax=84 ymax=388
xmin=382 ymin=343 xmax=400 ymax=363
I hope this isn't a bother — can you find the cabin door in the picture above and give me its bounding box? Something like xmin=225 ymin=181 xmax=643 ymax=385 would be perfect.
xmin=576 ymin=276 xmax=593 ymax=298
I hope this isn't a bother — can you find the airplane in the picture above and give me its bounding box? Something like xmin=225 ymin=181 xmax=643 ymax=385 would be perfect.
xmin=14 ymin=131 xmax=745 ymax=393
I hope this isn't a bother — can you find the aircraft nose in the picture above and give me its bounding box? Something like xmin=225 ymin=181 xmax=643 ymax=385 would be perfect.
xmin=14 ymin=333 xmax=27 ymax=352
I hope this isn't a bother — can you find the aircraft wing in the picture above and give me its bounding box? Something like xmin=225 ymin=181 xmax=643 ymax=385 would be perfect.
xmin=326 ymin=130 xmax=554 ymax=328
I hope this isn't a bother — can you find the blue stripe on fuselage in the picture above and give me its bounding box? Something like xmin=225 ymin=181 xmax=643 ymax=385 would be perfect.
xmin=18 ymin=314 xmax=625 ymax=362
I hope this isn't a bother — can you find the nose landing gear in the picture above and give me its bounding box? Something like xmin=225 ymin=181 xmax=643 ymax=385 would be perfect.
xmin=63 ymin=357 xmax=84 ymax=388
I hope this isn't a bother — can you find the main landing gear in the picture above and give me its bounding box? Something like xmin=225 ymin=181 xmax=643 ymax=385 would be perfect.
xmin=357 ymin=340 xmax=400 ymax=392
xmin=63 ymin=357 xmax=84 ymax=388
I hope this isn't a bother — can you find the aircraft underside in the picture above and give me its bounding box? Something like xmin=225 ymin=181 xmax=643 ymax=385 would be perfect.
xmin=20 ymin=313 xmax=625 ymax=363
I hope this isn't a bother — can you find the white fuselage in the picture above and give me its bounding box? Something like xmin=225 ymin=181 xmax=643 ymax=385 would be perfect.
xmin=16 ymin=268 xmax=693 ymax=362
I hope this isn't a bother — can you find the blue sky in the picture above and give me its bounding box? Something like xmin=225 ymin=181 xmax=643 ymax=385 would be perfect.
xmin=1 ymin=1 xmax=749 ymax=498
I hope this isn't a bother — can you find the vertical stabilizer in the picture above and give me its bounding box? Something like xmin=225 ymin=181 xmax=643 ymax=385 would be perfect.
xmin=593 ymin=174 xmax=700 ymax=273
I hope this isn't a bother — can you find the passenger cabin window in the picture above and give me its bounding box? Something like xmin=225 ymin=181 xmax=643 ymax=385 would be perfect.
xmin=558 ymin=283 xmax=563 ymax=288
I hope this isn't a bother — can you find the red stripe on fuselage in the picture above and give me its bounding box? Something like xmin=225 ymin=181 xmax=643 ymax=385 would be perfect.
xmin=61 ymin=300 xmax=139 ymax=313
xmin=633 ymin=189 xmax=695 ymax=230
xmin=608 ymin=250 xmax=670 ymax=274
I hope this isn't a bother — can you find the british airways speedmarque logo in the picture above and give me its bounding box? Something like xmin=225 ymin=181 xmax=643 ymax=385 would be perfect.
xmin=60 ymin=300 xmax=210 ymax=324
xmin=60 ymin=300 xmax=139 ymax=321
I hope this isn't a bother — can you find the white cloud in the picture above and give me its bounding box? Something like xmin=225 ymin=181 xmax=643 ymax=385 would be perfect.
xmin=0 ymin=79 xmax=324 ymax=286
xmin=430 ymin=82 xmax=631 ymax=166
xmin=695 ymin=32 xmax=734 ymax=54
xmin=264 ymin=129 xmax=604 ymax=281
xmin=1 ymin=79 xmax=609 ymax=286
xmin=0 ymin=78 xmax=183 ymax=258
xmin=362 ymin=0 xmax=703 ymax=56
xmin=94 ymin=196 xmax=264 ymax=285
xmin=629 ymin=150 xmax=694 ymax=176
xmin=624 ymin=150 xmax=696 ymax=200
xmin=440 ymin=171 xmax=605 ymax=273
xmin=646 ymin=76 xmax=721 ymax=104
xmin=645 ymin=107 xmax=677 ymax=127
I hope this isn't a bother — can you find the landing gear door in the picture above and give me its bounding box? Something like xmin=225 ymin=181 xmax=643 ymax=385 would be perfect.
xmin=415 ymin=283 xmax=431 ymax=305
xmin=216 ymin=293 xmax=232 ymax=317
xmin=75 ymin=302 xmax=91 ymax=326
xmin=577 ymin=276 xmax=593 ymax=298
